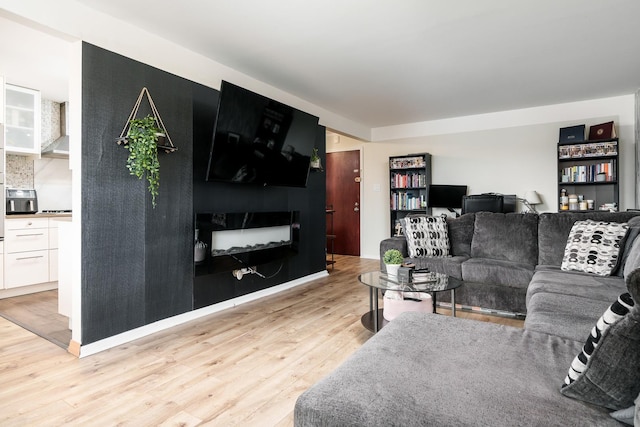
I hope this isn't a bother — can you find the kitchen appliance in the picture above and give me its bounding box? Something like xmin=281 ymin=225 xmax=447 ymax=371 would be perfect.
xmin=41 ymin=101 xmax=69 ymax=158
xmin=6 ymin=189 xmax=38 ymax=214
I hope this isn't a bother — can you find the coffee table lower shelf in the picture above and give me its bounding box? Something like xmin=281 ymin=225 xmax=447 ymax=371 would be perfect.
xmin=361 ymin=309 xmax=388 ymax=333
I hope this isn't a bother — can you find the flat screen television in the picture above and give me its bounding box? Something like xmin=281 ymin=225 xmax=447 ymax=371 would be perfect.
xmin=428 ymin=185 xmax=468 ymax=209
xmin=205 ymin=81 xmax=320 ymax=187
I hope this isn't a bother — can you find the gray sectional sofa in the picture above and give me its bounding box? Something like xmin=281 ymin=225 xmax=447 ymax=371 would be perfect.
xmin=379 ymin=211 xmax=640 ymax=315
xmin=294 ymin=211 xmax=640 ymax=426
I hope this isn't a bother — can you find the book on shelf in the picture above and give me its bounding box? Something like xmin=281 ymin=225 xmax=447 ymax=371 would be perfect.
xmin=588 ymin=121 xmax=616 ymax=140
xmin=558 ymin=141 xmax=617 ymax=159
xmin=390 ymin=192 xmax=425 ymax=210
xmin=559 ymin=162 xmax=614 ymax=183
xmin=390 ymin=156 xmax=426 ymax=169
xmin=391 ymin=172 xmax=426 ymax=188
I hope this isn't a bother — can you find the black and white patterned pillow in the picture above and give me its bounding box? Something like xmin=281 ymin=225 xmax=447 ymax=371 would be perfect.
xmin=561 ymin=220 xmax=628 ymax=276
xmin=563 ymin=292 xmax=634 ymax=386
xmin=400 ymin=215 xmax=450 ymax=258
xmin=560 ymin=284 xmax=640 ymax=410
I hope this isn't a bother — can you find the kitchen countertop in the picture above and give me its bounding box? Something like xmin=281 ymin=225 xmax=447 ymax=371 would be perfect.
xmin=6 ymin=213 xmax=72 ymax=219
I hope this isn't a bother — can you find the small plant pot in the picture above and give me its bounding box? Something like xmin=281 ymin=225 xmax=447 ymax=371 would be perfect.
xmin=385 ymin=263 xmax=401 ymax=276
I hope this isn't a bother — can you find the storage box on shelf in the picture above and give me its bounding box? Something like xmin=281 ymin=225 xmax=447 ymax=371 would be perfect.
xmin=389 ymin=153 xmax=432 ymax=236
xmin=557 ymin=138 xmax=619 ymax=212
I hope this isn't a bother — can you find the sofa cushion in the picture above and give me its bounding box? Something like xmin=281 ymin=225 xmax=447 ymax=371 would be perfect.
xmin=470 ymin=212 xmax=538 ymax=265
xmin=623 ymin=232 xmax=640 ymax=280
xmin=401 ymin=215 xmax=449 ymax=257
xmin=526 ymin=268 xmax=626 ymax=309
xmin=561 ymin=285 xmax=640 ymax=410
xmin=294 ymin=312 xmax=621 ymax=426
xmin=446 ymin=213 xmax=475 ymax=257
xmin=538 ymin=212 xmax=640 ymax=266
xmin=436 ymin=279 xmax=528 ymax=314
xmin=613 ymin=216 xmax=640 ymax=276
xmin=462 ymin=257 xmax=534 ymax=288
xmin=561 ymin=220 xmax=628 ymax=276
xmin=408 ymin=255 xmax=466 ymax=280
xmin=525 ymin=292 xmax=613 ymax=341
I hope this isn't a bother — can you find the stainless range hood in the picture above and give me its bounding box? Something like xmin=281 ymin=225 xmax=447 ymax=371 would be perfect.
xmin=41 ymin=102 xmax=69 ymax=158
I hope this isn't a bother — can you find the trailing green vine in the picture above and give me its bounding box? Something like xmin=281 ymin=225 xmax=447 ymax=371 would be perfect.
xmin=126 ymin=115 xmax=161 ymax=208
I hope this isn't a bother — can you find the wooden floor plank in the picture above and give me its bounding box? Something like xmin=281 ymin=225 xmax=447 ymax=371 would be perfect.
xmin=0 ymin=255 xmax=523 ymax=425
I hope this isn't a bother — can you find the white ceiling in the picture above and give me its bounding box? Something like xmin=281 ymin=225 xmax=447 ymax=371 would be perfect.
xmin=0 ymin=12 xmax=70 ymax=102
xmin=3 ymin=1 xmax=640 ymax=129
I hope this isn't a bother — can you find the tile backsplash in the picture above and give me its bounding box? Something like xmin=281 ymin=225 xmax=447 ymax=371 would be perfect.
xmin=41 ymin=99 xmax=61 ymax=148
xmin=6 ymin=154 xmax=33 ymax=188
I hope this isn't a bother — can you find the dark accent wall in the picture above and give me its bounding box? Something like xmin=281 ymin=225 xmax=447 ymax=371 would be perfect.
xmin=191 ymin=83 xmax=327 ymax=309
xmin=82 ymin=43 xmax=194 ymax=343
xmin=81 ymin=43 xmax=326 ymax=345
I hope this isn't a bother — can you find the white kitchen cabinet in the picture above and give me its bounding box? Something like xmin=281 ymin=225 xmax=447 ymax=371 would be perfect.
xmin=5 ymin=250 xmax=49 ymax=288
xmin=0 ymin=76 xmax=4 ymax=122
xmin=0 ymin=241 xmax=4 ymax=289
xmin=48 ymin=217 xmax=69 ymax=282
xmin=4 ymin=217 xmax=50 ymax=288
xmin=4 ymin=84 xmax=41 ymax=155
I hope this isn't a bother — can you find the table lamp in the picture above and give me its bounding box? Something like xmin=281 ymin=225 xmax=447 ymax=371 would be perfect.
xmin=521 ymin=190 xmax=542 ymax=213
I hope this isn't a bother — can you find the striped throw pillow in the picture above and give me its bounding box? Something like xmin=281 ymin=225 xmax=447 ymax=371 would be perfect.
xmin=563 ymin=292 xmax=634 ymax=386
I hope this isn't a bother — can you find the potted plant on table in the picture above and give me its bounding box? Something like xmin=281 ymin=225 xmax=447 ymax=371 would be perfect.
xmin=383 ymin=249 xmax=404 ymax=276
xmin=125 ymin=115 xmax=162 ymax=208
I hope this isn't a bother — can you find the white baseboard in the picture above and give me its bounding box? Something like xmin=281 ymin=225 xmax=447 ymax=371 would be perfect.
xmin=0 ymin=282 xmax=57 ymax=299
xmin=78 ymin=270 xmax=329 ymax=358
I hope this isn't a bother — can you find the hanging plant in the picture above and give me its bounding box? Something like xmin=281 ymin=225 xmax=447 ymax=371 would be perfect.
xmin=310 ymin=147 xmax=322 ymax=169
xmin=125 ymin=115 xmax=161 ymax=208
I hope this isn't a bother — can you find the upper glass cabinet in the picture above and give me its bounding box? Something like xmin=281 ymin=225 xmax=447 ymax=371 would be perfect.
xmin=5 ymin=84 xmax=41 ymax=155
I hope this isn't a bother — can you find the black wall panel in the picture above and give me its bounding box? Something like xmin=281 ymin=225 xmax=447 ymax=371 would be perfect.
xmin=81 ymin=42 xmax=326 ymax=345
xmin=82 ymin=43 xmax=193 ymax=343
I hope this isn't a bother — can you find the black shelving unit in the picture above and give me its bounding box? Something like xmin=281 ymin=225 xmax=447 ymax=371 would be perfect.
xmin=326 ymin=206 xmax=335 ymax=270
xmin=389 ymin=153 xmax=432 ymax=235
xmin=557 ymin=138 xmax=619 ymax=212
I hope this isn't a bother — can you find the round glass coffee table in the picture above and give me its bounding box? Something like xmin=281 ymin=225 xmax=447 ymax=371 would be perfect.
xmin=358 ymin=271 xmax=462 ymax=333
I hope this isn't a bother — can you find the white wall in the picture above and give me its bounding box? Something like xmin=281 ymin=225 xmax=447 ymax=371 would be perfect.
xmin=0 ymin=0 xmax=370 ymax=141
xmin=355 ymin=95 xmax=636 ymax=259
xmin=34 ymin=158 xmax=72 ymax=210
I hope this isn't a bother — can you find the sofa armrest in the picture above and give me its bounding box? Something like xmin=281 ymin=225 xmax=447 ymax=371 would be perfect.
xmin=380 ymin=237 xmax=408 ymax=270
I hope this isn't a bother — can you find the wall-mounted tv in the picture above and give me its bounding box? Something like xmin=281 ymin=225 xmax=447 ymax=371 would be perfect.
xmin=205 ymin=81 xmax=320 ymax=187
xmin=428 ymin=185 xmax=468 ymax=209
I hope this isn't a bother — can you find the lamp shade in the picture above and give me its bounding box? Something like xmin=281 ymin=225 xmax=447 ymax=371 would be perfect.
xmin=524 ymin=190 xmax=541 ymax=205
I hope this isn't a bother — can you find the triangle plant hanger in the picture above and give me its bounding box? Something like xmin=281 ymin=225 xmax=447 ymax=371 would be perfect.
xmin=116 ymin=87 xmax=177 ymax=153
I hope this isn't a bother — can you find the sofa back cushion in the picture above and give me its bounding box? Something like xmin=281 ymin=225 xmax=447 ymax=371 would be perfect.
xmin=446 ymin=213 xmax=475 ymax=257
xmin=538 ymin=212 xmax=640 ymax=266
xmin=470 ymin=212 xmax=538 ymax=265
xmin=623 ymin=234 xmax=640 ymax=280
xmin=615 ymin=216 xmax=640 ymax=277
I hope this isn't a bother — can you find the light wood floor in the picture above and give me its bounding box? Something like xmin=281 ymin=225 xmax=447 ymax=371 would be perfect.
xmin=0 ymin=255 xmax=523 ymax=426
xmin=0 ymin=289 xmax=71 ymax=349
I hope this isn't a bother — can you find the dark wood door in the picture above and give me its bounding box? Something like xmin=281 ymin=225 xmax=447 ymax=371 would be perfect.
xmin=326 ymin=150 xmax=360 ymax=256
